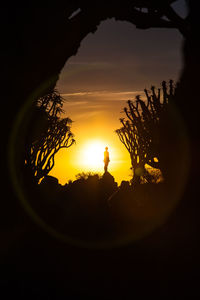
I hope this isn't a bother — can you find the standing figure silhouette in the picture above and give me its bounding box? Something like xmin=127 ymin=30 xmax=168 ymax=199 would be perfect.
xmin=104 ymin=147 xmax=110 ymax=173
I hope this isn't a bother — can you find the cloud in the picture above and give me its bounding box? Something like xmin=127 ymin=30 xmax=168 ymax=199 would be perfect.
xmin=61 ymin=90 xmax=144 ymax=102
xmin=62 ymin=92 xmax=93 ymax=97
xmin=62 ymin=89 xmax=147 ymax=126
xmin=73 ymin=110 xmax=104 ymax=121
xmin=63 ymin=101 xmax=89 ymax=106
xmin=67 ymin=61 xmax=112 ymax=67
xmin=62 ymin=89 xmax=146 ymax=122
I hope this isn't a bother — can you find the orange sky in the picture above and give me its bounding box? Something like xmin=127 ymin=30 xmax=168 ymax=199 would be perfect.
xmin=49 ymin=90 xmax=144 ymax=184
xmin=49 ymin=19 xmax=183 ymax=185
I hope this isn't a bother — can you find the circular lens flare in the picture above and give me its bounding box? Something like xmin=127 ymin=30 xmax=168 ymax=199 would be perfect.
xmin=8 ymin=79 xmax=190 ymax=249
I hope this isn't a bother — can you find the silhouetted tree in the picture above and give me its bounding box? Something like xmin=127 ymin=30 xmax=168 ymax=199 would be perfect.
xmin=2 ymin=1 xmax=200 ymax=288
xmin=24 ymin=90 xmax=75 ymax=183
xmin=116 ymin=80 xmax=175 ymax=183
xmin=2 ymin=1 xmax=192 ymax=192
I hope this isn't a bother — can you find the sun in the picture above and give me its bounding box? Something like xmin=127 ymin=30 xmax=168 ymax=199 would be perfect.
xmin=80 ymin=140 xmax=107 ymax=171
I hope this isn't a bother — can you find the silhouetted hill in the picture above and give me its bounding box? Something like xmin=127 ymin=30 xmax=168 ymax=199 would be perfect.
xmin=28 ymin=173 xmax=118 ymax=243
xmin=24 ymin=172 xmax=180 ymax=247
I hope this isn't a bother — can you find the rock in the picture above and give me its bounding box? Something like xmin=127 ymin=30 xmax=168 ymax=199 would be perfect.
xmin=40 ymin=175 xmax=59 ymax=186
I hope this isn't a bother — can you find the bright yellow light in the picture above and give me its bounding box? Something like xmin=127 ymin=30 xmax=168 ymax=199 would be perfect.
xmin=80 ymin=140 xmax=107 ymax=171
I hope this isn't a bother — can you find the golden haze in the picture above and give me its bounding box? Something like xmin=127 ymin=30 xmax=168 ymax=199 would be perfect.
xmin=49 ymin=90 xmax=137 ymax=185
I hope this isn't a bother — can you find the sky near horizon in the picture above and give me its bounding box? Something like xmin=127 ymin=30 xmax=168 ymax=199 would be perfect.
xmin=49 ymin=1 xmax=187 ymax=184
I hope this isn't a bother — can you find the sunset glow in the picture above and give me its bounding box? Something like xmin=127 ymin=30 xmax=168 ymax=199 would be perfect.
xmin=49 ymin=19 xmax=183 ymax=185
xmin=80 ymin=140 xmax=108 ymax=170
xmin=48 ymin=90 xmax=134 ymax=184
xmin=6 ymin=0 xmax=193 ymax=253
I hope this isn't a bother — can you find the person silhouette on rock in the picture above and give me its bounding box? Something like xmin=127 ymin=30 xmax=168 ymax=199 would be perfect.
xmin=104 ymin=147 xmax=110 ymax=173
